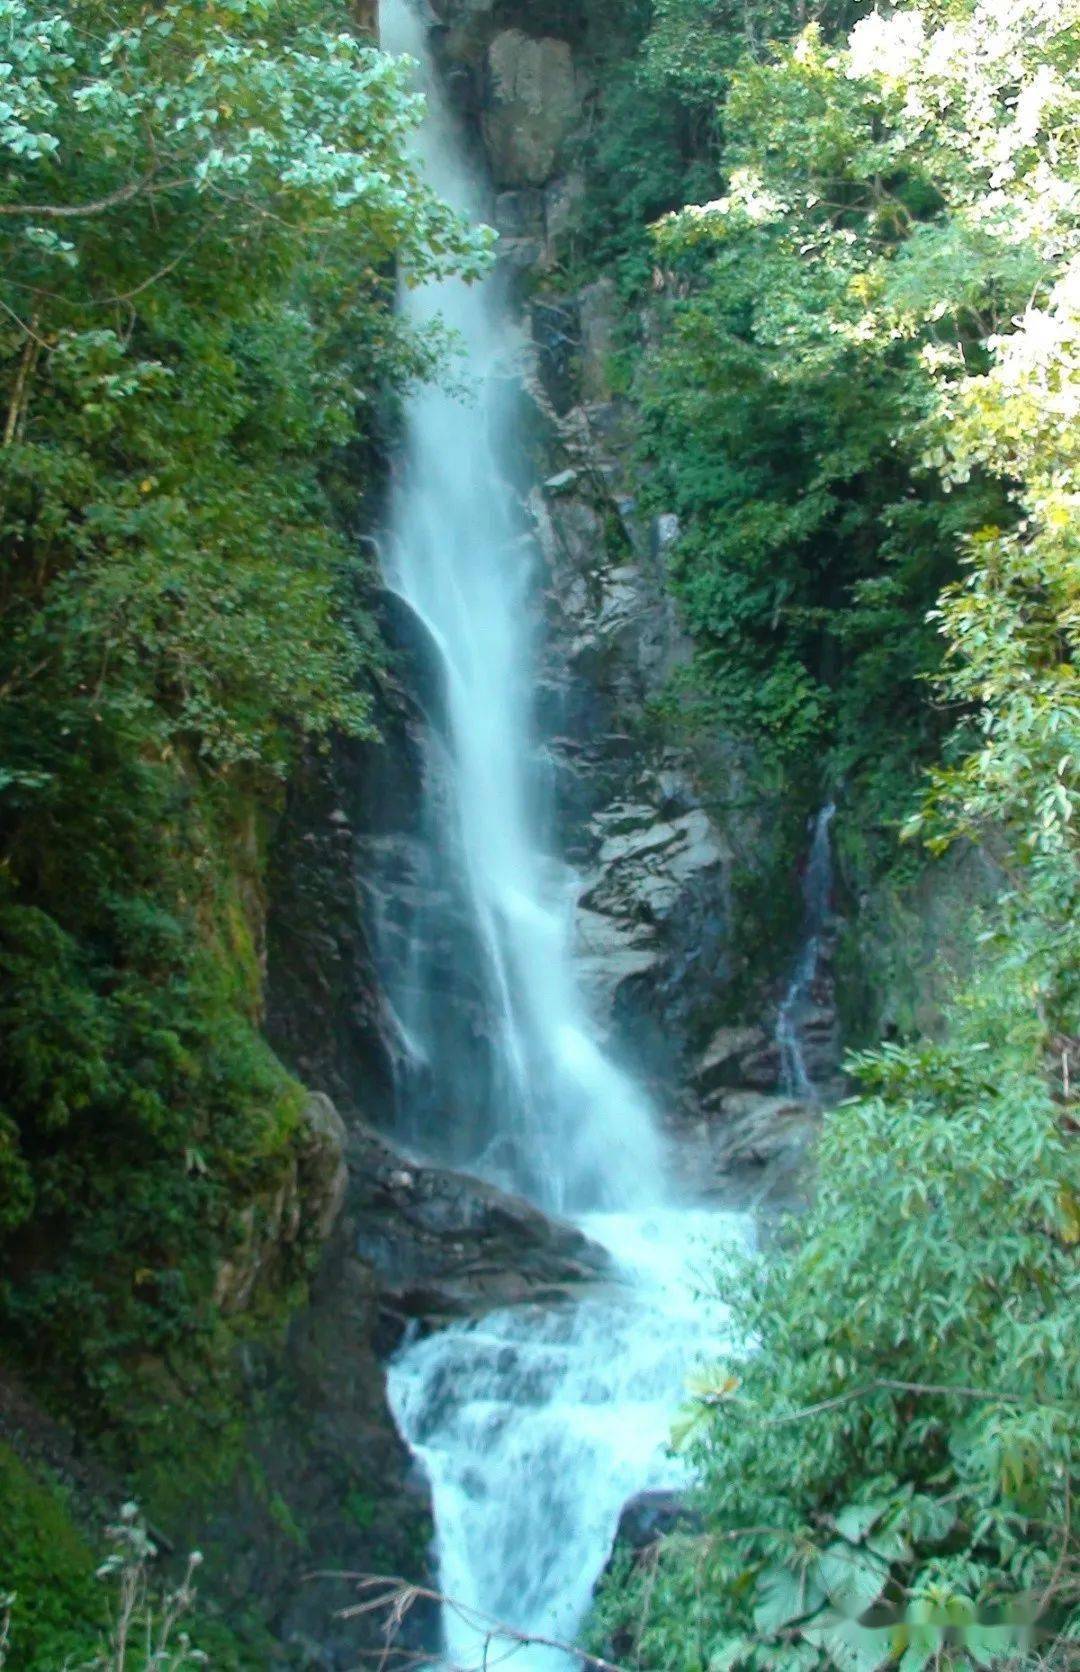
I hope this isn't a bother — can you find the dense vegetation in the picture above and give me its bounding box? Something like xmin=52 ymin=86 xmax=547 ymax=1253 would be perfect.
xmin=0 ymin=0 xmax=488 ymax=1453
xmin=590 ymin=0 xmax=1080 ymax=1666
xmin=583 ymin=0 xmax=1015 ymax=822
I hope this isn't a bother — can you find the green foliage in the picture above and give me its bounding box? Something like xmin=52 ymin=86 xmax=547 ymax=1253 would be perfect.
xmin=629 ymin=13 xmax=1028 ymax=817
xmin=0 ymin=1489 xmax=254 ymax=1672
xmin=596 ymin=3 xmax=1080 ymax=1667
xmin=641 ymin=0 xmax=863 ymax=104
xmin=0 ymin=0 xmax=489 ymax=1442
xmin=572 ymin=0 xmax=868 ymax=280
xmin=0 ymin=772 xmax=312 ymax=1442
xmin=595 ymin=936 xmax=1080 ymax=1669
xmin=344 ymin=1489 xmax=379 ymax=1532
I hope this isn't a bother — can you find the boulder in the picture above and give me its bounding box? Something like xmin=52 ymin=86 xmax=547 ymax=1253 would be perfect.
xmin=652 ymin=512 xmax=680 ymax=556
xmin=709 ymin=1092 xmax=817 ymax=1172
xmin=575 ymin=903 xmax=664 ymax=1014
xmin=692 ymin=1025 xmax=768 ymax=1094
xmin=296 ymin=1090 xmax=350 ymax=1243
xmin=347 ymin=1124 xmax=611 ymax=1323
xmin=735 ymin=1039 xmax=784 ymax=1091
xmin=484 ymin=32 xmax=584 ymax=186
xmin=583 ymin=808 xmax=729 ymax=928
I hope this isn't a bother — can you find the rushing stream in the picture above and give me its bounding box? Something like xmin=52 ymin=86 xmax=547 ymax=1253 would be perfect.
xmin=378 ymin=4 xmax=746 ymax=1665
xmin=377 ymin=0 xmax=660 ymax=1221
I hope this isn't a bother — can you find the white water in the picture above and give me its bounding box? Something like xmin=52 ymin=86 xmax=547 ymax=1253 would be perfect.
xmin=776 ymin=803 xmax=836 ymax=1101
xmin=378 ymin=5 xmax=746 ymax=1666
xmin=379 ymin=0 xmax=661 ymax=1221
xmin=389 ymin=1211 xmax=747 ymax=1672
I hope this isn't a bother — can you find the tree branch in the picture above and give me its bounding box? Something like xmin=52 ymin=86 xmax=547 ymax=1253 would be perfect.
xmin=764 ymin=1378 xmax=1041 ymax=1428
xmin=0 ymin=173 xmax=181 ymax=219
xmin=0 ymin=297 xmax=50 ymax=348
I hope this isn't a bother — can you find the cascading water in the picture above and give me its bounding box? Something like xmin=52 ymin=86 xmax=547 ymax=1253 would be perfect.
xmin=378 ymin=0 xmax=660 ymax=1220
xmin=376 ymin=4 xmax=747 ymax=1665
xmin=389 ymin=1209 xmax=745 ymax=1672
xmin=775 ymin=803 xmax=836 ymax=1102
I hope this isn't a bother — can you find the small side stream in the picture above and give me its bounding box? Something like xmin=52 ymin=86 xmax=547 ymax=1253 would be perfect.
xmin=776 ymin=804 xmax=836 ymax=1103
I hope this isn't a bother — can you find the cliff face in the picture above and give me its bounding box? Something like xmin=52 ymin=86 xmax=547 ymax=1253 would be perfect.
xmin=413 ymin=0 xmax=838 ymax=1174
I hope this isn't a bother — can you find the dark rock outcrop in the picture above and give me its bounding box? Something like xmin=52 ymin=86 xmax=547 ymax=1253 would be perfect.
xmin=346 ymin=1122 xmax=612 ymax=1326
xmin=616 ymin=1489 xmax=701 ymax=1551
xmin=190 ymin=1092 xmax=610 ymax=1666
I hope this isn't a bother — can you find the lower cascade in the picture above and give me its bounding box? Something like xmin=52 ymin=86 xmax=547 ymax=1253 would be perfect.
xmin=378 ymin=2 xmax=746 ymax=1663
xmin=388 ymin=1212 xmax=746 ymax=1670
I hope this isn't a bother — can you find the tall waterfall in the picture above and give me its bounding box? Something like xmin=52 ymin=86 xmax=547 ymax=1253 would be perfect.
xmin=377 ymin=5 xmax=744 ymax=1667
xmin=378 ymin=0 xmax=661 ymax=1219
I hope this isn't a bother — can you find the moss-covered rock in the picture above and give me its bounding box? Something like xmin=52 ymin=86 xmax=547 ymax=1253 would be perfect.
xmin=0 ymin=1445 xmax=103 ymax=1672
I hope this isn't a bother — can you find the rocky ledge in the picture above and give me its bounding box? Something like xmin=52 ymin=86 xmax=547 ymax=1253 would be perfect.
xmin=347 ymin=1123 xmax=612 ymax=1327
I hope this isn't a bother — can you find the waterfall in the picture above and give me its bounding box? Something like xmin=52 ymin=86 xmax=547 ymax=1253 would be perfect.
xmin=775 ymin=803 xmax=836 ymax=1102
xmin=376 ymin=5 xmax=746 ymax=1666
xmin=389 ymin=1210 xmax=745 ymax=1672
xmin=378 ymin=0 xmax=661 ymax=1220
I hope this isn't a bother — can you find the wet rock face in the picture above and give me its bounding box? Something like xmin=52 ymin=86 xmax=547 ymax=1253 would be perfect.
xmin=200 ymin=1092 xmax=610 ymax=1663
xmin=521 ymin=410 xmax=747 ymax=1108
xmin=575 ymin=790 xmax=735 ymax=1086
xmin=198 ymin=1223 xmax=437 ymax=1672
xmin=484 ymin=30 xmax=584 ymax=185
xmin=265 ymin=731 xmax=409 ymax=1125
xmin=520 ymin=379 xmax=845 ymax=1182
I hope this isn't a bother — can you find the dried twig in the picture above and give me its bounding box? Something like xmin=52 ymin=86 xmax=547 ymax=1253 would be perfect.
xmin=3 ymin=324 xmax=39 ymax=446
xmin=1038 ymin=1471 xmax=1074 ymax=1617
xmin=307 ymin=1573 xmax=632 ymax=1672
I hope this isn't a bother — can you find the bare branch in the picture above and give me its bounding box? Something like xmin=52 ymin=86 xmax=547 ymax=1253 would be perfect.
xmin=3 ymin=323 xmax=39 ymax=445
xmin=0 ymin=297 xmax=50 ymax=348
xmin=1038 ymin=1470 xmax=1073 ymax=1616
